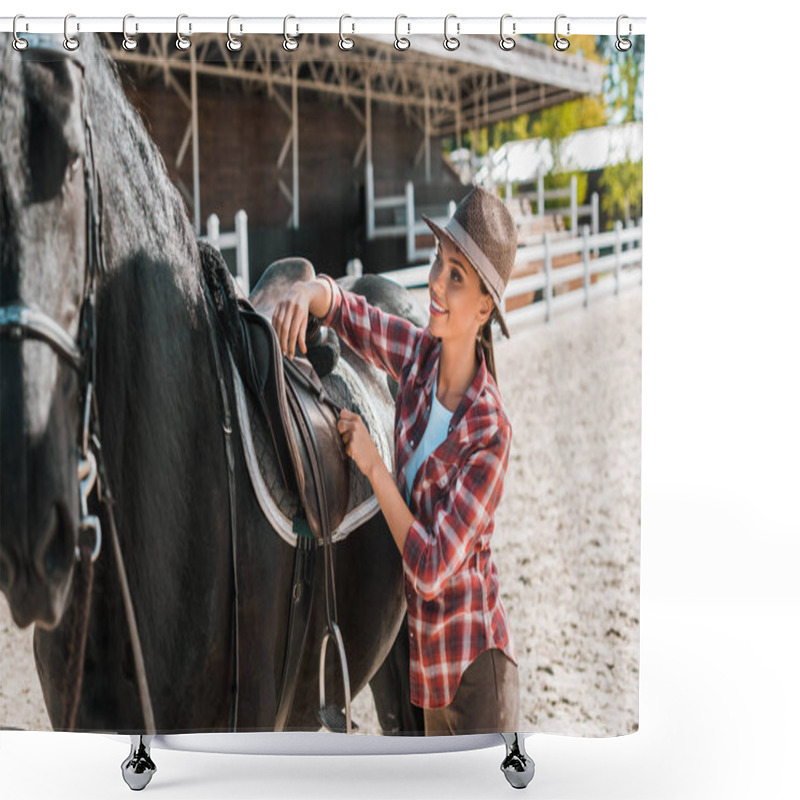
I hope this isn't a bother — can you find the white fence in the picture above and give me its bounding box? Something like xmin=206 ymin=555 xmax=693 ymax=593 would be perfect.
xmin=199 ymin=210 xmax=250 ymax=293
xmin=514 ymin=174 xmax=600 ymax=239
xmin=367 ymin=168 xmax=603 ymax=265
xmin=365 ymin=164 xmax=456 ymax=263
xmin=380 ymin=219 xmax=642 ymax=329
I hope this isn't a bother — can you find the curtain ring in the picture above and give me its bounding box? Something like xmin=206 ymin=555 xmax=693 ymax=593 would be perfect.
xmin=553 ymin=14 xmax=570 ymax=51
xmin=227 ymin=15 xmax=242 ymax=51
xmin=12 ymin=15 xmax=29 ymax=51
xmin=339 ymin=14 xmax=355 ymax=50
xmin=64 ymin=13 xmax=79 ymax=51
xmin=394 ymin=14 xmax=410 ymax=51
xmin=122 ymin=14 xmax=138 ymax=51
xmin=283 ymin=15 xmax=299 ymax=51
xmin=616 ymin=15 xmax=632 ymax=52
xmin=443 ymin=14 xmax=460 ymax=51
xmin=499 ymin=14 xmax=515 ymax=51
xmin=176 ymin=14 xmax=191 ymax=50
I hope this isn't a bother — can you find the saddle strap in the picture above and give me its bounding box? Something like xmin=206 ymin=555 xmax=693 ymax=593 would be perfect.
xmin=202 ymin=280 xmax=241 ymax=733
xmin=282 ymin=353 xmax=344 ymax=418
xmin=273 ymin=523 xmax=316 ymax=732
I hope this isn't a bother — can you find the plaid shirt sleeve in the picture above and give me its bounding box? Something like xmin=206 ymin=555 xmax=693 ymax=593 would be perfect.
xmin=315 ymin=273 xmax=422 ymax=383
xmin=402 ymin=421 xmax=511 ymax=602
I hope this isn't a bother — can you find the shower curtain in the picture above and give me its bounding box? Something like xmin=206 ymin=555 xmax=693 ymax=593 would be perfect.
xmin=0 ymin=26 xmax=642 ymax=744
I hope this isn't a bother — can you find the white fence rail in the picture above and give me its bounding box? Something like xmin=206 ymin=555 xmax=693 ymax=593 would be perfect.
xmin=380 ymin=219 xmax=642 ymax=329
xmin=366 ymin=163 xmax=456 ymax=263
xmin=368 ymin=168 xmax=603 ymax=265
xmin=199 ymin=209 xmax=250 ymax=293
xmin=514 ymin=174 xmax=600 ymax=238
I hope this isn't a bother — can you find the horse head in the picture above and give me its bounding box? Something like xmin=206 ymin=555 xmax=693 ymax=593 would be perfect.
xmin=0 ymin=37 xmax=100 ymax=630
xmin=2 ymin=32 xmax=206 ymax=639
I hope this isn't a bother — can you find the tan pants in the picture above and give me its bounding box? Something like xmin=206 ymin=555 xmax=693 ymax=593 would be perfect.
xmin=422 ymin=648 xmax=520 ymax=735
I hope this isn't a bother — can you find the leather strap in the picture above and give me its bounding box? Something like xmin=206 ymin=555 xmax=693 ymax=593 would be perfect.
xmin=202 ymin=280 xmax=241 ymax=733
xmin=273 ymin=520 xmax=316 ymax=731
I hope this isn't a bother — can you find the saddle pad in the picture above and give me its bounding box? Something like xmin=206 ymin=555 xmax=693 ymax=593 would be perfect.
xmin=231 ymin=350 xmax=393 ymax=547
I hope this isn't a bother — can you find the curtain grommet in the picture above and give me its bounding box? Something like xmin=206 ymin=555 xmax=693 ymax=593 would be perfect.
xmin=175 ymin=13 xmax=191 ymax=50
xmin=122 ymin=14 xmax=138 ymax=51
xmin=443 ymin=14 xmax=460 ymax=51
xmin=283 ymin=15 xmax=299 ymax=51
xmin=616 ymin=15 xmax=632 ymax=51
xmin=500 ymin=14 xmax=515 ymax=51
xmin=64 ymin=13 xmax=80 ymax=51
xmin=227 ymin=15 xmax=243 ymax=52
xmin=12 ymin=15 xmax=29 ymax=51
xmin=554 ymin=14 xmax=570 ymax=51
xmin=394 ymin=14 xmax=411 ymax=51
xmin=339 ymin=14 xmax=355 ymax=51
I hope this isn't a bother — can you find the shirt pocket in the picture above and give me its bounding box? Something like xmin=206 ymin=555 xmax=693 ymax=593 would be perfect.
xmin=426 ymin=451 xmax=461 ymax=497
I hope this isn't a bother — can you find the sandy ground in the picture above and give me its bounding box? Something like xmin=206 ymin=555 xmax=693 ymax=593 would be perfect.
xmin=1 ymin=284 xmax=641 ymax=736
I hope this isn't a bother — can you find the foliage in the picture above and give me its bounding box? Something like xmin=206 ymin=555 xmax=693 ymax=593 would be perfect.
xmin=598 ymin=159 xmax=643 ymax=224
xmin=443 ymin=35 xmax=608 ymax=159
xmin=595 ymin=35 xmax=645 ymax=123
xmin=441 ymin=32 xmax=644 ymax=225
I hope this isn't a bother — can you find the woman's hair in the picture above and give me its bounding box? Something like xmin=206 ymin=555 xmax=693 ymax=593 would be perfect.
xmin=477 ymin=278 xmax=500 ymax=388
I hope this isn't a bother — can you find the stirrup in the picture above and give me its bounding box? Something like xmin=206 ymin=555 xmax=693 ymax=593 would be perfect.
xmin=318 ymin=621 xmax=356 ymax=733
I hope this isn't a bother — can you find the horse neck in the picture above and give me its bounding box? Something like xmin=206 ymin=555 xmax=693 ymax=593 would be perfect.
xmin=96 ymin=243 xmax=218 ymax=505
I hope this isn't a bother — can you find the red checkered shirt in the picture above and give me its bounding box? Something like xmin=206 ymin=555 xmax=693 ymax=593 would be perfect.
xmin=317 ymin=273 xmax=518 ymax=709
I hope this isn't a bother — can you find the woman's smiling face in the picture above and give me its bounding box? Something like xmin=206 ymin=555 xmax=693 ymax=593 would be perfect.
xmin=428 ymin=235 xmax=493 ymax=342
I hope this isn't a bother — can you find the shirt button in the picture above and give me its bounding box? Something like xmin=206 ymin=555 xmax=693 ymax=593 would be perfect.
xmin=410 ymin=439 xmax=415 ymax=447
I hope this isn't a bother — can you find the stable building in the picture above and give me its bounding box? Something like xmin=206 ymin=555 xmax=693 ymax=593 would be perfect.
xmin=106 ymin=32 xmax=606 ymax=285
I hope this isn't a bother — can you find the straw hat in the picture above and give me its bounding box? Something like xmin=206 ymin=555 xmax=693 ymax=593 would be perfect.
xmin=422 ymin=186 xmax=517 ymax=339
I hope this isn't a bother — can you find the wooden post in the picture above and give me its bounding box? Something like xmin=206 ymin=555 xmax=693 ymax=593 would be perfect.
xmin=455 ymin=79 xmax=462 ymax=151
xmin=406 ymin=181 xmax=415 ymax=263
xmin=544 ymin=231 xmax=552 ymax=322
xmin=614 ymin=220 xmax=622 ymax=296
xmin=235 ymin=209 xmax=249 ymax=294
xmin=537 ymin=173 xmax=545 ymax=218
xmin=366 ymin=79 xmax=374 ymax=240
xmin=582 ymin=224 xmax=590 ymax=308
xmin=366 ymin=161 xmax=375 ymax=240
xmin=570 ymin=174 xmax=578 ymax=234
xmin=346 ymin=258 xmax=363 ymax=277
xmin=591 ymin=192 xmax=599 ymax=256
xmin=206 ymin=213 xmax=220 ymax=246
xmin=424 ymin=84 xmax=431 ymax=183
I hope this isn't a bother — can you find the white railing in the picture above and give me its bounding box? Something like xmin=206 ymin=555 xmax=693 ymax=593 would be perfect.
xmin=514 ymin=175 xmax=600 ymax=238
xmin=381 ymin=219 xmax=642 ymax=328
xmin=199 ymin=209 xmax=250 ymax=293
xmin=365 ymin=163 xmax=456 ymax=263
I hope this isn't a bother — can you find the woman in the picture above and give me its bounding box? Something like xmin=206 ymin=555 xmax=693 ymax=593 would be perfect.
xmin=271 ymin=186 xmax=519 ymax=735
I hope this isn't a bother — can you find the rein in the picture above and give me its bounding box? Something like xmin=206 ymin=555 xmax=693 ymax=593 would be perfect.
xmin=0 ymin=53 xmax=156 ymax=735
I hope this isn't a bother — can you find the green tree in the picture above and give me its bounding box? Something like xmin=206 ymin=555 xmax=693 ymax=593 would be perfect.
xmin=595 ymin=34 xmax=645 ymax=123
xmin=598 ymin=159 xmax=643 ymax=224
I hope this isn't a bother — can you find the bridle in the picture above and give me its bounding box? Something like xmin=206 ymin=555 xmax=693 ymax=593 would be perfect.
xmin=0 ymin=50 xmax=156 ymax=735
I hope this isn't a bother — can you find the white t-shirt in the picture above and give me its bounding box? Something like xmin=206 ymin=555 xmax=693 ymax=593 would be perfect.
xmin=403 ymin=361 xmax=454 ymax=504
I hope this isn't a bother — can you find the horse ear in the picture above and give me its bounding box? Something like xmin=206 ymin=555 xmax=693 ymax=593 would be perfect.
xmin=23 ymin=57 xmax=84 ymax=203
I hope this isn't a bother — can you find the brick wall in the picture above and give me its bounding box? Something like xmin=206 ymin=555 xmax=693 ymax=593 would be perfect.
xmin=121 ymin=70 xmax=460 ymax=279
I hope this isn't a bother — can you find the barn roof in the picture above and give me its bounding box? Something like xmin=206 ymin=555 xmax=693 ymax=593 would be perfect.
xmin=107 ymin=32 xmax=606 ymax=136
xmin=475 ymin=121 xmax=643 ymax=183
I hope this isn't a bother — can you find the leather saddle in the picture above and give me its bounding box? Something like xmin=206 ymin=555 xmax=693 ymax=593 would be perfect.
xmin=237 ymin=257 xmax=349 ymax=544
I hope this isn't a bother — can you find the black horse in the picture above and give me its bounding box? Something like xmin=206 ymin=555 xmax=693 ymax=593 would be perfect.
xmin=0 ymin=34 xmax=425 ymax=736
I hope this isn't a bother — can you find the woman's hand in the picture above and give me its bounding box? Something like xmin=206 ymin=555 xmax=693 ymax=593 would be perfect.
xmin=271 ymin=282 xmax=314 ymax=360
xmin=337 ymin=408 xmax=381 ymax=481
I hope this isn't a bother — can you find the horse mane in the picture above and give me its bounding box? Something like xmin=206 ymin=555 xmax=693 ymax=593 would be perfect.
xmin=76 ymin=35 xmax=199 ymax=289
